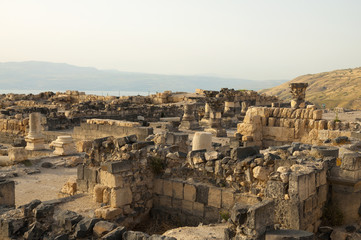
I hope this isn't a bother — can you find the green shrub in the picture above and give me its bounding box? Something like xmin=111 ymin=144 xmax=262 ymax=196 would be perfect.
xmin=220 ymin=210 xmax=230 ymax=221
xmin=149 ymin=156 xmax=166 ymax=175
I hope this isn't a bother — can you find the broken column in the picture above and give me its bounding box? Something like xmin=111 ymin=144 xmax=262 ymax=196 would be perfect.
xmin=221 ymin=88 xmax=238 ymax=128
xmin=25 ymin=112 xmax=45 ymax=150
xmin=179 ymin=103 xmax=200 ymax=130
xmin=200 ymin=102 xmax=211 ymax=127
xmin=203 ymin=91 xmax=227 ymax=137
xmin=290 ymin=83 xmax=308 ymax=108
xmin=50 ymin=135 xmax=77 ymax=155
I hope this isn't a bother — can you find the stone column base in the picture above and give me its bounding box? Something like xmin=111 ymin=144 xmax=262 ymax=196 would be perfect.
xmin=25 ymin=137 xmax=45 ymax=151
xmin=179 ymin=120 xmax=200 ymax=130
xmin=53 ymin=143 xmax=77 ymax=156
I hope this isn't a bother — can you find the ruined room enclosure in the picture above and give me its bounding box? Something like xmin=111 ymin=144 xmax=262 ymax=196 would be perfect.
xmin=1 ymin=88 xmax=361 ymax=239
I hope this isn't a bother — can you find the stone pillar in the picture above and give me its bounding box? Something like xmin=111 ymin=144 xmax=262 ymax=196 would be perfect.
xmin=192 ymin=132 xmax=212 ymax=151
xmin=205 ymin=100 xmax=227 ymax=137
xmin=223 ymin=101 xmax=238 ymax=128
xmin=25 ymin=112 xmax=45 ymax=150
xmin=179 ymin=104 xmax=200 ymax=130
xmin=50 ymin=135 xmax=77 ymax=155
xmin=204 ymin=103 xmax=210 ymax=119
xmin=241 ymin=101 xmax=248 ymax=114
xmin=200 ymin=103 xmax=211 ymax=127
xmin=290 ymin=83 xmax=308 ymax=108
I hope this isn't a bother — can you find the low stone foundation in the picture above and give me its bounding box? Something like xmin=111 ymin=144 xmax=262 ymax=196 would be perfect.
xmin=73 ymin=119 xmax=153 ymax=141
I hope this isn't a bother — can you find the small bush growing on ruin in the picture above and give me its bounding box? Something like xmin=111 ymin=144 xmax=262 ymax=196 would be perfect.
xmin=149 ymin=156 xmax=166 ymax=175
xmin=220 ymin=210 xmax=230 ymax=221
xmin=323 ymin=202 xmax=343 ymax=226
xmin=21 ymin=160 xmax=32 ymax=167
xmin=334 ymin=112 xmax=341 ymax=123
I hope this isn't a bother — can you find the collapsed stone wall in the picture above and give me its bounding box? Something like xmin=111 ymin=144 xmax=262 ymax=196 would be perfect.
xmin=238 ymin=107 xmax=361 ymax=147
xmin=73 ymin=119 xmax=153 ymax=141
xmin=185 ymin=144 xmax=331 ymax=233
xmin=0 ymin=116 xmax=29 ymax=145
xmin=76 ymin=135 xmax=156 ymax=228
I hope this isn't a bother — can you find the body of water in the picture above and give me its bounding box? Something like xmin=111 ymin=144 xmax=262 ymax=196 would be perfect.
xmin=0 ymin=89 xmax=153 ymax=96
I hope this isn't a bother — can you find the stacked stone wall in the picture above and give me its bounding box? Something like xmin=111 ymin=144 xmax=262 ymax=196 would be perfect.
xmin=72 ymin=119 xmax=153 ymax=141
xmin=152 ymin=178 xmax=258 ymax=225
xmin=238 ymin=107 xmax=361 ymax=147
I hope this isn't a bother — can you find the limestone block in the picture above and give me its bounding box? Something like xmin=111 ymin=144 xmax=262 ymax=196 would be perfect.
xmin=304 ymin=196 xmax=313 ymax=214
xmin=182 ymin=200 xmax=194 ymax=214
xmin=221 ymin=189 xmax=234 ymax=209
xmin=100 ymin=171 xmax=123 ymax=188
xmin=287 ymin=109 xmax=294 ymax=118
xmin=184 ymin=183 xmax=196 ymax=201
xmin=60 ymin=178 xmax=77 ymax=196
xmin=320 ymin=169 xmax=327 ymax=185
xmin=289 ymin=173 xmax=308 ymax=201
xmin=330 ymin=228 xmax=349 ymax=240
xmin=204 ymin=206 xmax=220 ymax=223
xmin=205 ymin=151 xmax=219 ymax=161
xmin=308 ymin=109 xmax=314 ymax=119
xmin=76 ymin=140 xmax=93 ymax=153
xmin=341 ymin=153 xmax=361 ymax=171
xmin=95 ymin=207 xmax=123 ymax=220
xmin=317 ymin=184 xmax=328 ymax=206
xmin=103 ymin=188 xmax=111 ymax=204
xmin=246 ymin=200 xmax=274 ymax=235
xmin=110 ymin=187 xmax=132 ymax=208
xmin=192 ymin=132 xmax=212 ymax=151
xmin=308 ymin=172 xmax=316 ymax=196
xmin=159 ymin=196 xmax=172 ymax=208
xmin=193 ymin=202 xmax=204 ymax=217
xmin=268 ymin=118 xmax=275 ymax=127
xmin=163 ymin=180 xmax=173 ymax=197
xmin=265 ymin=230 xmax=314 ymax=240
xmin=172 ymin=181 xmax=184 ymax=199
xmin=327 ymin=121 xmax=335 ymax=130
xmin=253 ymin=166 xmax=270 ymax=181
xmin=153 ymin=178 xmax=163 ymax=195
xmin=314 ymin=121 xmax=319 ymax=130
xmin=8 ymin=147 xmax=28 ymax=162
xmin=94 ymin=184 xmax=107 ymax=203
xmin=76 ymin=179 xmax=88 ymax=193
xmin=318 ymin=120 xmax=327 ymax=130
xmin=0 ymin=180 xmax=15 ymax=206
xmin=265 ymin=181 xmax=286 ymax=199
xmin=261 ymin=117 xmax=267 ymax=126
xmin=172 ymin=198 xmax=182 ymax=210
xmin=273 ymin=108 xmax=280 ymax=117
xmin=208 ymin=187 xmax=221 ymax=208
xmin=313 ymin=110 xmax=322 ymax=120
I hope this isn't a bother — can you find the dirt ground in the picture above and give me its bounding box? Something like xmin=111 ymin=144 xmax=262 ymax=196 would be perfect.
xmin=0 ymin=155 xmax=99 ymax=217
xmin=163 ymin=223 xmax=229 ymax=240
xmin=322 ymin=110 xmax=361 ymax=122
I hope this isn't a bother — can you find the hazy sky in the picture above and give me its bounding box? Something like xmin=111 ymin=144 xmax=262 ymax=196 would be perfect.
xmin=1 ymin=0 xmax=361 ymax=80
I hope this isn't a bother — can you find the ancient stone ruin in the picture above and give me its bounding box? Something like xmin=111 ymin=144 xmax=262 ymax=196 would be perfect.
xmin=0 ymin=88 xmax=361 ymax=239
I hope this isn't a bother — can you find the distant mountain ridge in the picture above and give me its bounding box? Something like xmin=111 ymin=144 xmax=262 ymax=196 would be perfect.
xmin=259 ymin=67 xmax=361 ymax=110
xmin=0 ymin=61 xmax=286 ymax=92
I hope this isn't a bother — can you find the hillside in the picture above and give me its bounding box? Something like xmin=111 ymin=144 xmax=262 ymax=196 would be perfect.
xmin=0 ymin=61 xmax=286 ymax=92
xmin=259 ymin=67 xmax=361 ymax=110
